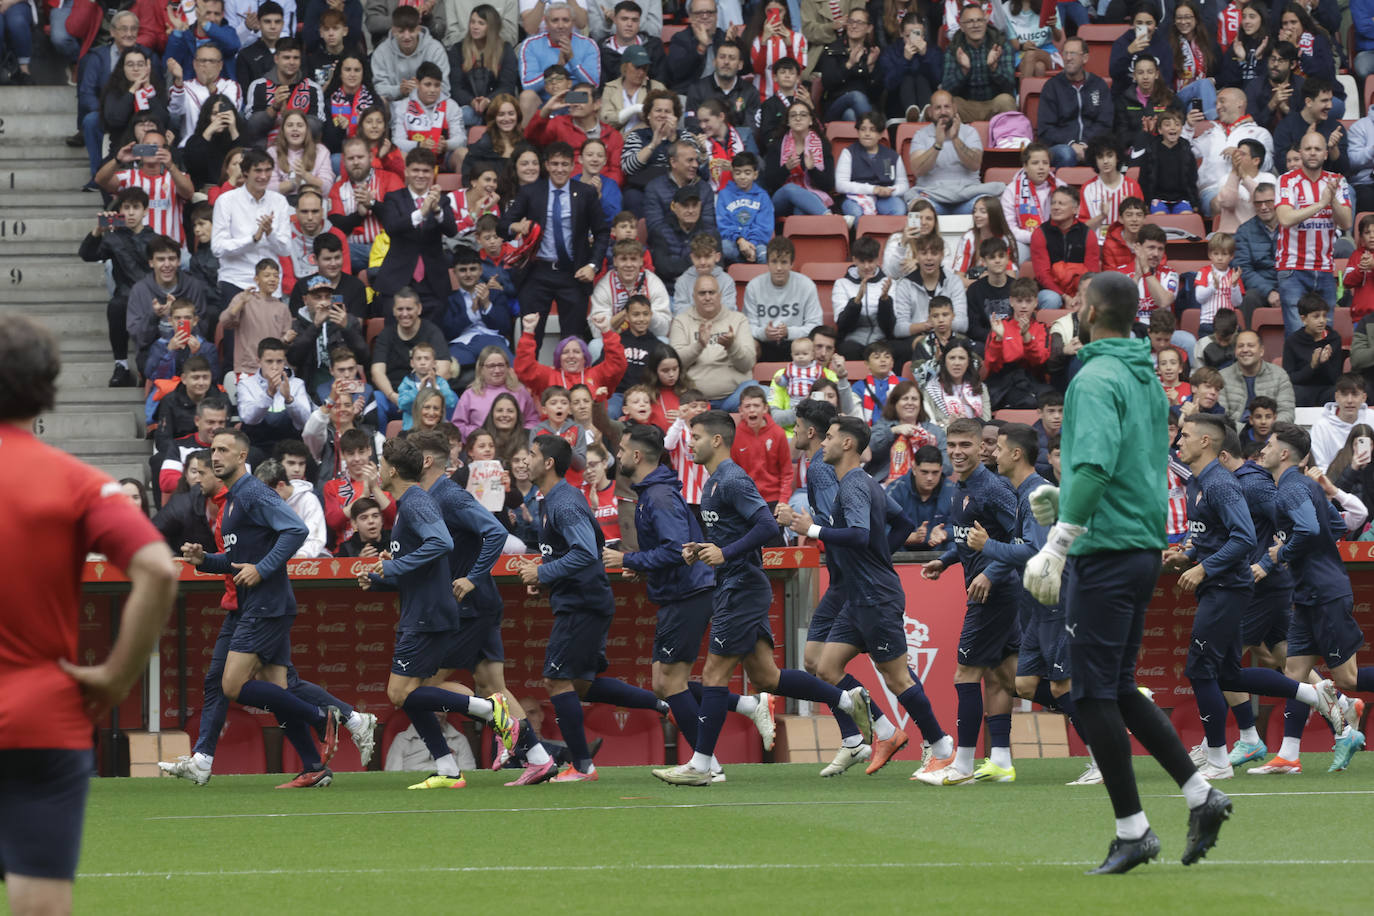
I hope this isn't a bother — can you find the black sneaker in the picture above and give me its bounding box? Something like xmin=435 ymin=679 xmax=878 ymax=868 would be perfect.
xmin=66 ymin=132 xmax=84 ymax=148
xmin=11 ymin=70 xmax=32 ymax=85
xmin=1086 ymin=829 xmax=1161 ymax=875
xmin=1182 ymin=787 xmax=1232 ymax=865
xmin=108 ymin=364 xmax=136 ymax=387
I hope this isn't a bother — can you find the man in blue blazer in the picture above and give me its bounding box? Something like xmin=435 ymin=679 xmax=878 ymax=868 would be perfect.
xmin=74 ymin=10 xmax=157 ymax=180
xmin=498 ymin=140 xmax=610 ymax=347
xmin=373 ymin=147 xmax=459 ymax=322
xmin=441 ymin=245 xmax=516 ymax=367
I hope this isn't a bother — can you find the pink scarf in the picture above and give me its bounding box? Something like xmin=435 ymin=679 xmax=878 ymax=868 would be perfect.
xmin=924 ymin=376 xmax=983 ymax=420
xmin=781 ymin=130 xmax=833 ymax=207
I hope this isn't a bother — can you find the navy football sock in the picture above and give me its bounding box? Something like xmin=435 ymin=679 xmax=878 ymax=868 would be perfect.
xmin=986 ymin=712 xmax=1011 ymax=748
xmin=405 ymin=685 xmax=472 ymax=714
xmin=954 ymin=682 xmax=983 ymax=748
xmin=583 ymin=677 xmax=662 ymax=710
xmin=1032 ymin=680 xmax=1061 ymax=712
xmin=665 ymin=690 xmax=701 ymax=748
xmin=402 ymin=702 xmax=453 ymax=763
xmin=1357 ymin=668 xmax=1374 ymax=693
xmin=236 ymin=680 xmax=323 ymax=727
xmin=828 ymin=703 xmax=862 ymax=739
xmin=1053 ymin=691 xmax=1089 ymax=746
xmin=194 ymin=666 xmax=229 ymax=757
xmin=693 ymin=685 xmax=728 ymax=758
xmin=686 ymin=681 xmax=740 ymax=711
xmin=775 ymin=668 xmax=842 ymax=705
xmin=897 ymin=682 xmax=944 ymax=744
xmin=1229 ymin=696 xmax=1257 ymax=730
xmin=1190 ymin=677 xmax=1229 ymax=748
xmin=1076 ymin=697 xmax=1142 ymax=818
xmin=288 ymin=677 xmax=355 ymax=721
xmin=550 ymin=692 xmax=592 ymax=771
xmin=1118 ymin=687 xmax=1197 ymax=788
xmin=1234 ymin=667 xmax=1299 ymax=699
xmin=1283 ymin=697 xmax=1309 ymax=739
xmin=281 ymin=719 xmax=323 ymax=772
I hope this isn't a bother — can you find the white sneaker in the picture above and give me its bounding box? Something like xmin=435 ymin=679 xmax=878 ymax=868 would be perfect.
xmin=348 ymin=712 xmax=378 ymax=767
xmin=819 ymin=743 xmax=871 ymax=777
xmin=1197 ymin=760 xmax=1235 ymax=780
xmin=159 ymin=754 xmax=211 ymax=786
xmin=749 ymin=692 xmax=775 ymax=751
xmin=711 ymin=766 xmax=726 ymax=784
xmin=914 ymin=762 xmax=974 ymax=786
xmin=1188 ymin=743 xmax=1208 ymax=767
xmin=1314 ymin=679 xmax=1345 ymax=734
xmin=1066 ymin=761 xmax=1103 ymax=785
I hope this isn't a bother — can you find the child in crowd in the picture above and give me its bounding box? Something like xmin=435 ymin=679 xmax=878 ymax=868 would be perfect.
xmin=449 ymin=163 xmax=502 ymax=239
xmin=756 ymin=56 xmax=803 ymax=142
xmin=1194 ymin=307 xmax=1238 ymax=369
xmin=335 ymin=497 xmax=392 ymax=558
xmin=606 ymin=295 xmax=665 ymax=418
xmin=963 ymin=237 xmax=1014 ymax=347
xmin=664 ymin=388 xmax=711 ymax=509
xmin=670 ymin=233 xmax=736 ymax=315
xmin=642 ymin=343 xmax=683 ymax=429
xmin=581 ymin=442 xmax=624 ymax=543
xmin=1242 ymin=395 xmax=1278 ymax=447
xmin=530 ymin=384 xmax=587 ymax=478
xmin=321 ymin=428 xmax=395 ymax=548
xmin=1157 ymin=346 xmax=1190 ymax=406
xmin=850 ymin=340 xmax=901 ymax=424
xmin=145 ymin=298 xmax=221 ymax=383
xmin=1032 ymin=389 xmax=1061 ymax=478
xmin=717 ymin=151 xmax=773 ymax=264
xmin=1140 ymin=108 xmax=1200 ymax=213
xmin=568 ymin=383 xmax=606 ymax=454
xmin=984 ymin=277 xmax=1051 ymax=409
xmin=1101 ymin=196 xmax=1147 ymax=272
xmin=1148 ymin=309 xmax=1190 ymax=378
xmin=78 ymin=186 xmax=154 ymax=385
xmin=1342 ymin=214 xmax=1374 ymax=320
xmin=1195 ymin=232 xmax=1243 ymax=336
xmin=397 ymin=342 xmax=458 ymax=431
xmin=911 ymin=295 xmax=975 ymax=385
xmin=606 ymin=210 xmax=654 ymax=273
xmin=768 ymin=335 xmax=824 ymax=433
xmin=1284 ymin=292 xmax=1345 ymax=407
xmin=1078 ymin=138 xmax=1141 ymax=243
xmin=589 ymin=242 xmax=671 ymax=358
xmin=220 ymin=258 xmax=291 ymax=374
xmin=186 ymin=203 xmax=221 ymax=317
xmin=502 ymin=446 xmax=539 ymax=547
xmin=621 ymin=384 xmax=661 ymax=429
xmin=1178 ymin=365 xmax=1227 ymax=419
xmin=473 ymin=214 xmax=521 ymax=300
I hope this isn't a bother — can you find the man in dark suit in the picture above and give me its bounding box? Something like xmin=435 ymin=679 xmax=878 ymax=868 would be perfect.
xmin=499 ymin=141 xmax=610 ymax=347
xmin=373 ymin=147 xmax=458 ymax=322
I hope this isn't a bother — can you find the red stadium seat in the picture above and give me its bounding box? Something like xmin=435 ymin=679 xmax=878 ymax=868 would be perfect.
xmin=1039 ymin=308 xmax=1069 ymax=326
xmin=436 ymin=173 xmax=463 ymax=192
xmin=993 ymin=409 xmax=1038 ymax=424
xmin=754 ymin=361 xmax=786 ymax=382
xmin=182 ymin=707 xmax=266 ymax=774
xmin=1180 ymin=309 xmax=1200 ymax=336
xmin=805 ymin=262 xmax=854 ymax=322
xmin=983 ymin=166 xmax=1020 ymax=187
xmin=970 ymin=120 xmax=990 ymax=148
xmin=727 ymin=262 xmax=767 ymax=303
xmin=894 ymin=122 xmax=928 ymax=165
xmin=1334 ymin=307 xmax=1354 ymax=347
xmin=386 ymin=419 xmax=402 ymax=438
xmin=784 ymin=215 xmax=850 ymax=263
xmin=675 ymin=712 xmax=764 ymax=765
xmin=467 ymin=124 xmax=487 ymax=146
xmin=1248 ymin=308 xmax=1287 ymax=358
xmin=1078 ymin=24 xmax=1128 ymax=76
xmin=580 ymin=706 xmax=666 ymax=765
xmin=1147 ymin=212 xmax=1207 ymax=239
xmin=1019 ymin=76 xmax=1049 ymax=125
xmin=1056 ymin=166 xmax=1096 ymax=187
xmin=855 ymin=214 xmax=907 ymax=244
xmin=825 ymin=120 xmax=861 ymax=163
xmin=366 ymin=317 xmax=385 ymax=352
xmin=1169 ymin=259 xmax=1208 ymax=275
xmin=661 ymin=23 xmax=686 ymax=44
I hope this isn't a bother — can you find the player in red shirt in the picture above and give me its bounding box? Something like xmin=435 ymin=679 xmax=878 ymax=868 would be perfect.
xmin=0 ymin=316 xmax=177 ymax=915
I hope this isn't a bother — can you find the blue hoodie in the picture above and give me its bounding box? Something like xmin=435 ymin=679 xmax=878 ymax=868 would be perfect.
xmin=716 ymin=179 xmax=774 ymax=253
xmin=624 ymin=464 xmax=715 ymax=606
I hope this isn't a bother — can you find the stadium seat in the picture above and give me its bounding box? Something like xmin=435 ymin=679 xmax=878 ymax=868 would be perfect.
xmin=1248 ymin=308 xmax=1287 ymax=358
xmin=1169 ymin=259 xmax=1208 ymax=276
xmin=993 ymin=409 xmax=1038 ymax=424
xmin=386 ymin=419 xmax=402 ymax=438
xmin=1180 ymin=309 xmax=1200 ymax=336
xmin=805 ymin=262 xmax=854 ymax=321
xmin=637 ymin=217 xmax=647 ymax=244
xmin=855 ymin=214 xmax=907 ymax=244
xmin=1019 ymin=76 xmax=1049 ymax=124
xmin=467 ymin=124 xmax=487 ymax=146
xmin=754 ymin=361 xmax=786 ymax=382
xmin=970 ymin=120 xmax=990 ymax=148
xmin=580 ymin=705 xmax=667 ymax=765
xmin=783 ymin=215 xmax=850 ymax=263
xmin=825 ymin=121 xmax=861 ymax=162
xmin=844 ymin=360 xmax=867 ymax=381
xmin=1334 ymin=307 xmax=1354 ymax=347
xmin=366 ymin=317 xmax=385 ymax=351
xmin=981 ymin=147 xmax=1023 ymax=170
xmin=674 ymin=712 xmax=764 ymax=765
xmin=182 ymin=707 xmax=266 ymax=774
xmin=983 ymin=166 xmax=1020 ymax=187
xmin=436 ymin=173 xmax=463 ymax=192
xmin=1039 ymin=308 xmax=1069 ymax=326
xmin=661 ymin=23 xmax=685 ymax=44
xmin=1078 ymin=24 xmax=1129 ymax=71
xmin=727 ymin=262 xmax=767 ymax=302
xmin=1147 ymin=212 xmax=1207 ymax=239
xmin=894 ymin=122 xmax=927 ymax=164
xmin=1056 ymin=166 xmax=1096 ymax=187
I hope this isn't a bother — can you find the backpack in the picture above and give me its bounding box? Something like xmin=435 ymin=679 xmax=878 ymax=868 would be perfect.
xmin=988 ymin=111 xmax=1034 ymax=149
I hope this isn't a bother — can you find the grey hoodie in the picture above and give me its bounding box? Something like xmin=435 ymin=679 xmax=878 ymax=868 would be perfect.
xmin=372 ymin=27 xmax=451 ymax=101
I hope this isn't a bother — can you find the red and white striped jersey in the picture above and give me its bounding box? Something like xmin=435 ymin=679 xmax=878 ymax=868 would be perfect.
xmin=949 ymin=229 xmax=1019 ymax=275
xmin=1166 ymin=461 xmax=1188 ymax=538
xmin=581 ymin=480 xmax=622 ymax=542
xmin=1276 ymin=168 xmax=1352 ymax=272
xmin=1195 ymin=264 xmax=1245 ymax=325
xmin=117 ymin=167 xmax=184 ymax=245
xmin=1078 ymin=174 xmax=1142 ymax=243
xmin=750 ymin=31 xmax=808 ymax=98
xmin=1216 ymin=2 xmax=1241 ymax=47
xmin=1131 ymin=266 xmax=1180 ymax=324
xmin=327 ymin=168 xmax=403 ymax=244
xmin=666 ymin=417 xmax=708 ymax=505
xmin=446 ymin=187 xmax=501 ymax=236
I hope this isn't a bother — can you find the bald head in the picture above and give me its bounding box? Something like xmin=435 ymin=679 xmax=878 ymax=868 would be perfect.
xmin=1217 ymin=88 xmax=1246 ymax=123
xmin=694 ymin=273 xmax=721 ymax=317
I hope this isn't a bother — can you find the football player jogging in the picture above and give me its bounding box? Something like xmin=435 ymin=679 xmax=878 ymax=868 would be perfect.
xmin=1164 ymin=414 xmax=1343 ymax=781
xmin=781 ymin=417 xmax=954 ymax=780
xmin=779 ymin=399 xmax=914 ymax=777
xmin=409 ymin=431 xmax=556 ymax=785
xmin=161 ymin=454 xmax=379 ymax=786
xmin=654 ymin=411 xmax=873 ymax=787
xmin=965 ymin=423 xmax=1099 ymax=787
xmin=1022 ymin=272 xmax=1231 ymax=873
xmin=183 ymin=430 xmax=346 ymax=789
xmin=605 ymin=423 xmax=777 ymax=783
xmin=1252 ymin=423 xmax=1373 ymax=773
xmin=0 ymin=315 xmax=177 ymax=916
xmin=918 ymin=417 xmax=1022 ymax=786
xmin=519 ymin=435 xmax=670 ymax=783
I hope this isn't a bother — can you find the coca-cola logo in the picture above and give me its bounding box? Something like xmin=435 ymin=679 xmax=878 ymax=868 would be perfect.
xmin=316 ymin=622 xmax=346 ymax=632
xmin=355 ymin=602 xmax=384 ymax=614
xmin=1138 ymin=666 xmax=1165 ymax=677
xmin=317 ymin=662 xmax=347 ymax=673
xmin=1142 ymin=627 xmax=1164 ymax=637
xmin=355 ymin=682 xmax=386 ymax=691
xmin=634 ymin=616 xmax=656 ymax=625
xmin=355 ymin=642 xmax=385 ymax=652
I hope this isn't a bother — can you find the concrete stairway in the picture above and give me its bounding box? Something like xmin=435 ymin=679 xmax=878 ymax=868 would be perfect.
xmin=0 ymin=86 xmax=151 ymax=482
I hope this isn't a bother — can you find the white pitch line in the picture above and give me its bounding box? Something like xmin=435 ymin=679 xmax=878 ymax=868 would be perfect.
xmin=1139 ymin=790 xmax=1374 ymax=799
xmin=146 ymin=799 xmax=893 ymax=821
xmin=79 ymin=860 xmax=1374 ymax=879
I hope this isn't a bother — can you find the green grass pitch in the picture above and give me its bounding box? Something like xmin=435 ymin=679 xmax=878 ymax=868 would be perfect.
xmin=68 ymin=757 xmax=1372 ymax=914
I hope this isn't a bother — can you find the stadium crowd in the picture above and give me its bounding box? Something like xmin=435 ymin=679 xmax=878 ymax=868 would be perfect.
xmin=34 ymin=0 xmax=1374 ymax=550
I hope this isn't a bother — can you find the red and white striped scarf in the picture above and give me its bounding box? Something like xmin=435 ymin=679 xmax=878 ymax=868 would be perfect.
xmin=606 ymin=268 xmax=647 ymax=316
xmin=781 ymin=130 xmax=833 ymax=207
xmin=924 ymin=377 xmax=982 ymax=420
xmin=1011 ymin=168 xmax=1049 ymax=232
xmin=886 ymin=427 xmax=939 ymax=483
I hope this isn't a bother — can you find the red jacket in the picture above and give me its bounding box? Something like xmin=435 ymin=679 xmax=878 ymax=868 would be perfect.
xmin=132 ymin=0 xmax=171 ymax=53
xmin=322 ymin=475 xmax=398 ymax=547
xmin=279 ymin=224 xmax=353 ymax=296
xmin=515 ymin=330 xmax=627 ymax=402
xmin=730 ymin=417 xmax=793 ymax=504
xmin=985 ymin=320 xmax=1050 ymax=378
xmin=1343 ymin=254 xmax=1374 ymax=320
xmin=1029 ymin=219 xmax=1100 ymax=295
xmin=524 ymin=113 xmax=625 ymax=186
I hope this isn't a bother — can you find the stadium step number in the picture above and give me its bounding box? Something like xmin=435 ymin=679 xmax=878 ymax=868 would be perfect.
xmin=0 ymin=221 xmax=26 ymax=238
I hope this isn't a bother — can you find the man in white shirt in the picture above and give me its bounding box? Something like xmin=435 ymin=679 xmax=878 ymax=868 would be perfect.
xmin=237 ymin=337 xmax=313 ymax=450
xmin=1186 ymin=87 xmax=1274 ymax=217
xmin=210 ymin=148 xmax=292 ymax=303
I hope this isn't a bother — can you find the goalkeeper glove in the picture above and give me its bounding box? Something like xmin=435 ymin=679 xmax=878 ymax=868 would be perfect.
xmin=1028 ymin=483 xmax=1060 ymax=526
xmin=1023 ymin=522 xmax=1084 ymax=606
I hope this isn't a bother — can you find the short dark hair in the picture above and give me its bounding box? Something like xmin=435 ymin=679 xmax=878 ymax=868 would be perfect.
xmin=349 ymin=496 xmax=381 ymax=519
xmin=739 ymin=385 xmax=768 ymax=405
xmin=215 ymin=428 xmax=252 ymax=452
xmin=187 ymin=448 xmax=212 ymax=469
xmin=339 ymin=427 xmax=373 ymax=454
xmin=408 ymin=429 xmax=450 ymax=460
xmin=794 ymin=398 xmax=838 ymax=436
xmin=182 ymin=354 xmax=212 ymax=376
xmin=1082 ymin=272 xmax=1139 ymax=336
xmin=913 ymin=445 xmax=943 ymax=466
xmin=624 ymin=421 xmax=665 ymax=462
xmin=197 ymin=394 xmax=230 ymax=417
xmin=273 ymin=36 xmax=301 ymax=54
xmin=1302 ymin=77 xmax=1333 ymax=102
xmin=999 ymin=423 xmax=1039 ymax=467
xmin=1053 ymin=185 xmax=1081 ymax=206
xmin=767 ymin=236 xmax=795 ymax=261
xmin=240 ymin=148 xmax=272 ymax=174
xmin=690 ymin=409 xmax=736 ymax=446
xmin=852 ymin=236 xmax=880 ymax=262
xmin=810 ymin=324 xmax=839 ymax=344
xmin=1119 ymin=196 xmax=1147 ymax=216
xmin=254 ymin=458 xmax=289 ymax=488
xmin=1037 ymin=390 xmax=1063 ymax=409
xmin=1335 ymin=372 xmax=1367 ymax=394
xmin=978 ymin=237 xmax=1008 ymax=260
xmin=415 ymin=60 xmax=443 ymax=83
xmin=832 ymin=415 xmax=871 ymax=453
xmin=391 ymin=5 xmax=420 ymax=28
xmin=146 ymin=233 xmax=182 ymax=260
xmin=1298 ymin=293 xmax=1329 ymax=316
xmin=1271 ymin=421 xmax=1310 ymax=461
xmin=771 ymin=55 xmax=800 ymax=74
xmin=257 ymin=337 xmax=286 ymax=358
xmin=862 ymin=340 xmax=893 ymax=360
xmin=1137 ymin=224 xmax=1168 ymax=246
xmin=0 ymin=316 xmax=60 ymax=420
xmin=1185 ymin=412 xmax=1229 ymax=448
xmin=1221 ymin=425 xmax=1243 ymax=461
xmin=1213 ymin=308 xmax=1239 ymax=336
xmin=928 ymin=295 xmax=954 ymax=314
xmin=405 ymin=147 xmax=437 ymax=169
xmin=273 ymin=438 xmax=309 ymax=463
xmin=313 ymin=232 xmax=343 ymax=256
xmin=382 ymin=436 xmax=424 ymax=481
xmin=946 ymin=417 xmax=984 ymax=441
xmin=1008 ymin=277 xmax=1039 ymax=301
xmin=1237 ymin=138 xmax=1265 ymax=162
xmin=114 ymin=186 xmax=150 ymax=209
xmin=1247 ymin=395 xmax=1278 ymax=414
xmin=543 ymin=141 xmax=574 ymax=163
xmin=533 ymin=433 xmax=573 ymax=475
xmin=731 ymin=151 xmax=759 ymax=171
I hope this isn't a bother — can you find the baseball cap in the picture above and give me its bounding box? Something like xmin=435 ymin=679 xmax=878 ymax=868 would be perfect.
xmin=306 ymin=273 xmax=336 ymax=292
xmin=673 ymin=184 xmax=703 ymax=204
xmin=622 ymin=45 xmax=650 ymax=68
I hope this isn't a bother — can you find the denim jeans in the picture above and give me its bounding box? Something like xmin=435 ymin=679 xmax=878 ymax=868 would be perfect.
xmin=47 ymin=0 xmax=80 ymax=63
xmin=721 ymin=236 xmax=764 ymax=263
xmin=772 ymin=183 xmax=829 ymax=216
xmin=1357 ymin=50 xmax=1374 ymax=82
xmin=1149 ymin=199 xmax=1195 ymax=214
xmin=1049 ymin=143 xmax=1084 ymax=168
xmin=1175 ymin=78 xmax=1217 ymax=120
xmin=81 ymin=109 xmax=104 ymax=177
xmin=1277 ymin=269 xmax=1337 ymax=333
xmin=348 ymin=239 xmax=372 ymax=270
xmin=824 ymin=89 xmax=872 ymax=122
xmin=1038 ymin=288 xmax=1065 ymax=310
xmin=1057 ymin=0 xmax=1090 ymax=33
xmin=911 ymin=190 xmax=979 ymax=215
xmin=0 ymin=4 xmax=33 ymax=65
xmin=709 ymin=378 xmax=763 ymax=412
xmin=840 ymin=195 xmax=906 ymax=217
